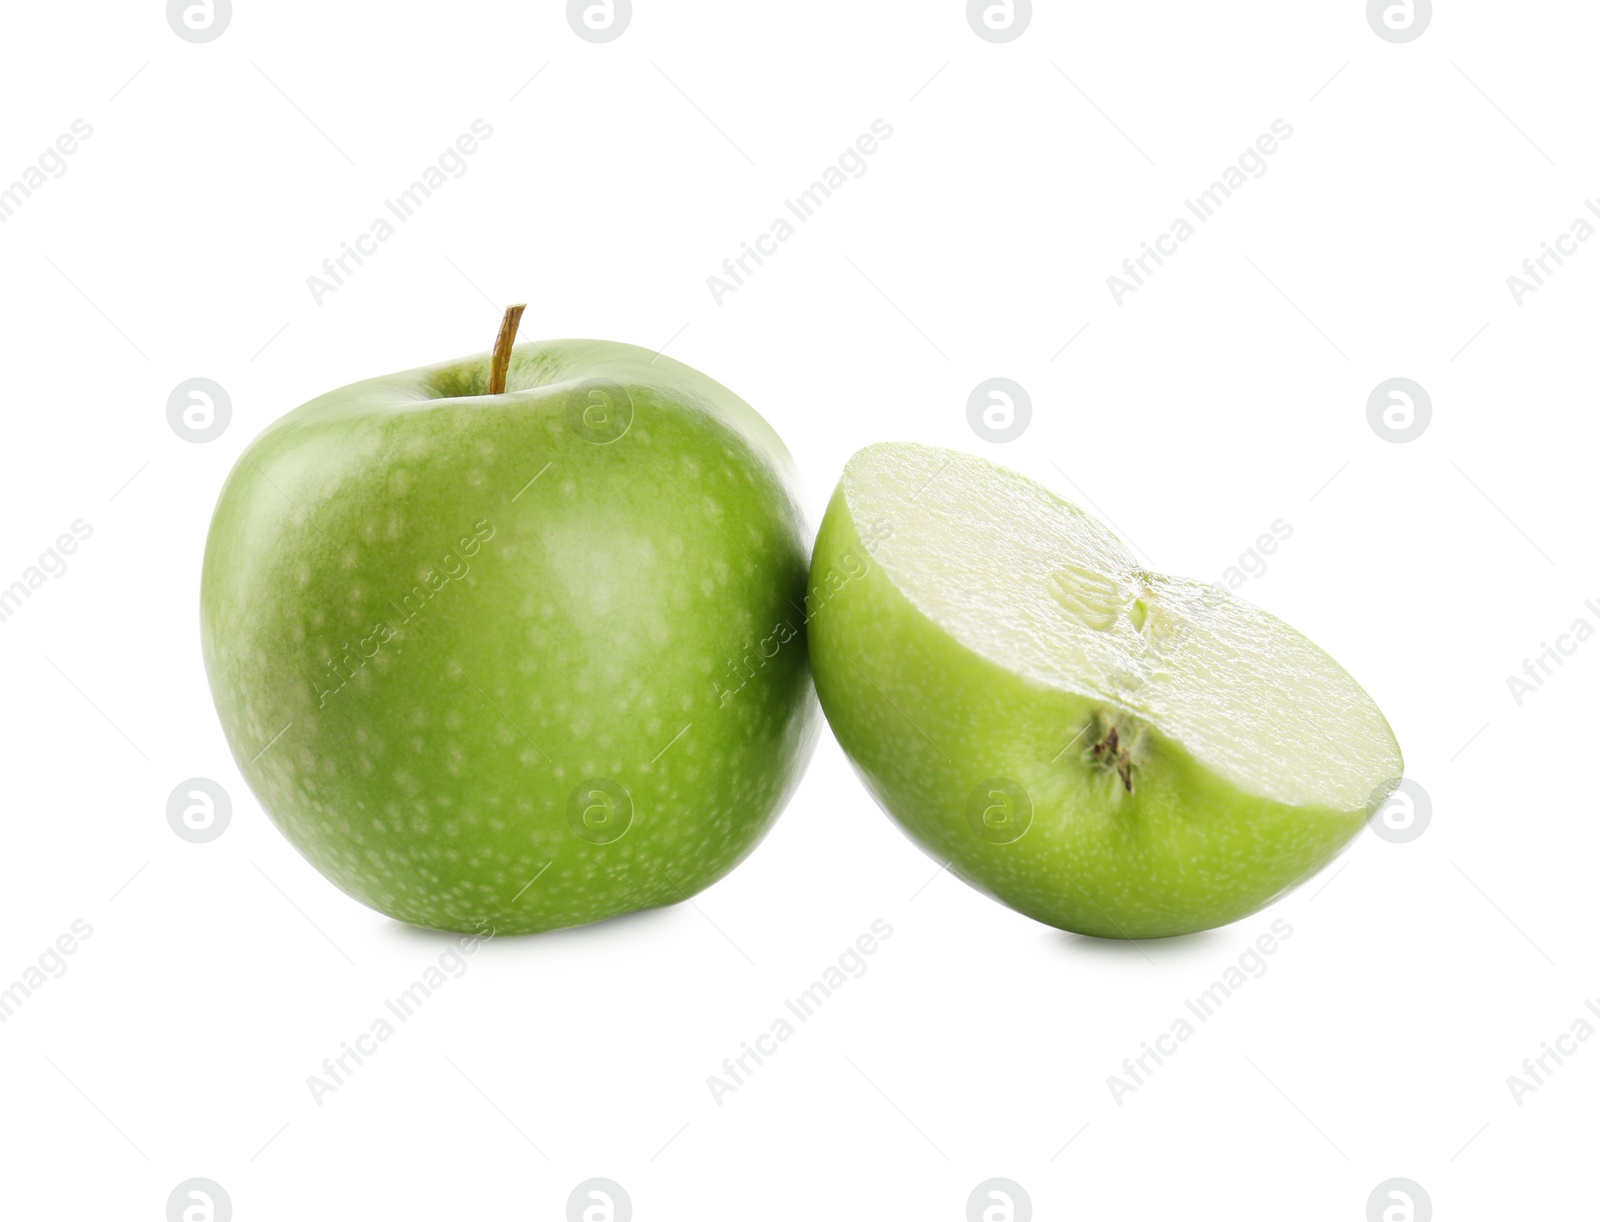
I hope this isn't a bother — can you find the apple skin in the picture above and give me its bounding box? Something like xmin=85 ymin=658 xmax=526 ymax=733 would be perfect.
xmin=808 ymin=484 xmax=1378 ymax=939
xmin=202 ymin=339 xmax=817 ymax=935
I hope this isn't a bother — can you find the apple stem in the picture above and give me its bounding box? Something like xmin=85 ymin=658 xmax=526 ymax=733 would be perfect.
xmin=488 ymin=304 xmax=527 ymax=396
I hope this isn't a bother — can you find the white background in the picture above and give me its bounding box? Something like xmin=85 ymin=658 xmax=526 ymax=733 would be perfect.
xmin=0 ymin=2 xmax=1593 ymax=1218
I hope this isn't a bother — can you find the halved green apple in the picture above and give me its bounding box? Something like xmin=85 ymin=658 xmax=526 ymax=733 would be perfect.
xmin=809 ymin=443 xmax=1402 ymax=938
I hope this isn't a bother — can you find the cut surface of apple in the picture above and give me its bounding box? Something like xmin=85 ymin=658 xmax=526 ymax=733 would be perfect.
xmin=809 ymin=442 xmax=1403 ymax=938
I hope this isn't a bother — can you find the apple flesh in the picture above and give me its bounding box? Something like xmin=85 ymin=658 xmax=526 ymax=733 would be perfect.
xmin=808 ymin=443 xmax=1402 ymax=938
xmin=202 ymin=338 xmax=817 ymax=935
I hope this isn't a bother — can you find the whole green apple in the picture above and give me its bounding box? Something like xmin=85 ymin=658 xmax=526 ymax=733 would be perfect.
xmin=808 ymin=443 xmax=1402 ymax=938
xmin=202 ymin=315 xmax=817 ymax=934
